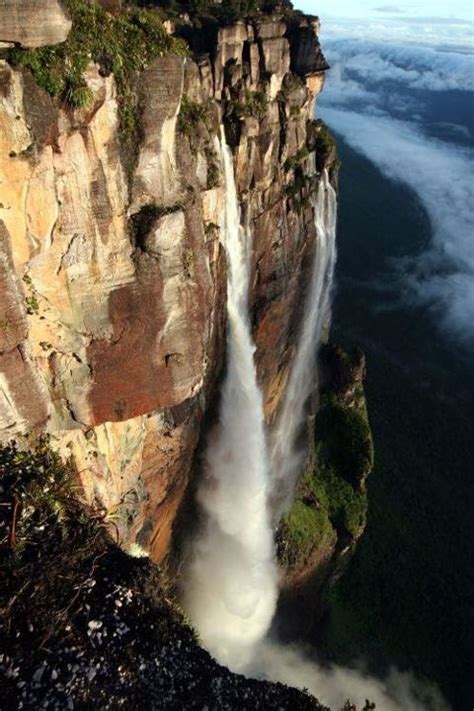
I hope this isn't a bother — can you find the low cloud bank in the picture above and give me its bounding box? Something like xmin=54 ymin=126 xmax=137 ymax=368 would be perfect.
xmin=320 ymin=40 xmax=474 ymax=347
xmin=321 ymin=17 xmax=474 ymax=50
xmin=324 ymin=39 xmax=474 ymax=96
xmin=247 ymin=642 xmax=450 ymax=710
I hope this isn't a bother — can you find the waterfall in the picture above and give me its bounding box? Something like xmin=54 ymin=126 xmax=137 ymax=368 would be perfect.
xmin=182 ymin=130 xmax=278 ymax=670
xmin=180 ymin=150 xmax=441 ymax=710
xmin=271 ymin=169 xmax=337 ymax=517
xmin=183 ymin=136 xmax=337 ymax=673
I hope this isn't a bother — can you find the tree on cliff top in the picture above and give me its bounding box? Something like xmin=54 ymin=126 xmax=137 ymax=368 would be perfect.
xmin=131 ymin=0 xmax=296 ymax=23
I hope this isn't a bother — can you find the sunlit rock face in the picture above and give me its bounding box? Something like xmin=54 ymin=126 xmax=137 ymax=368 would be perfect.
xmin=0 ymin=10 xmax=329 ymax=561
xmin=0 ymin=0 xmax=72 ymax=48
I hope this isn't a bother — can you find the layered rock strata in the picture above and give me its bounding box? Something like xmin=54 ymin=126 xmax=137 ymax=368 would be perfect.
xmin=0 ymin=5 xmax=334 ymax=562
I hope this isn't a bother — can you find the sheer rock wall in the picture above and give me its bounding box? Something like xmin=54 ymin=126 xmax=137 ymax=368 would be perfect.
xmin=0 ymin=9 xmax=333 ymax=562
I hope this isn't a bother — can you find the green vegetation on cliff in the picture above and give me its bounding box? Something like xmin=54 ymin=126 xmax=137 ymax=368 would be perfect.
xmin=131 ymin=0 xmax=299 ymax=25
xmin=8 ymin=0 xmax=187 ymax=135
xmin=308 ymin=119 xmax=341 ymax=175
xmin=277 ymin=346 xmax=374 ymax=573
xmin=279 ymin=498 xmax=334 ymax=570
xmin=229 ymin=87 xmax=269 ymax=119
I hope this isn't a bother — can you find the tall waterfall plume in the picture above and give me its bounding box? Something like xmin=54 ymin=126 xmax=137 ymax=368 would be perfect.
xmin=271 ymin=169 xmax=337 ymax=516
xmin=179 ymin=142 xmax=447 ymax=711
xmin=182 ymin=131 xmax=278 ymax=669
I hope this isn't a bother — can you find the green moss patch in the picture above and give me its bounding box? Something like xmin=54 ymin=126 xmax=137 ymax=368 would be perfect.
xmin=311 ymin=448 xmax=368 ymax=539
xmin=277 ymin=347 xmax=374 ymax=573
xmin=278 ymin=499 xmax=333 ymax=570
xmin=316 ymin=393 xmax=373 ymax=490
xmin=8 ymin=0 xmax=187 ymax=139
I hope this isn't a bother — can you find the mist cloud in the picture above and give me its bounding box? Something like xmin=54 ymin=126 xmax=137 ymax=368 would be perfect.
xmin=250 ymin=643 xmax=450 ymax=711
xmin=324 ymin=39 xmax=474 ymax=93
xmin=373 ymin=5 xmax=403 ymax=12
xmin=320 ymin=40 xmax=474 ymax=346
xmin=321 ymin=17 xmax=474 ymax=51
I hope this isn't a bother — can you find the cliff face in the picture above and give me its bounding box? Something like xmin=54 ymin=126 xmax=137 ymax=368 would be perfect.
xmin=0 ymin=2 xmax=333 ymax=562
xmin=276 ymin=344 xmax=374 ymax=638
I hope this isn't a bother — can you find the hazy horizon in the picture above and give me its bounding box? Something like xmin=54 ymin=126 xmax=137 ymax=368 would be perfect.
xmin=293 ymin=1 xmax=474 ymax=50
xmin=294 ymin=0 xmax=473 ymax=20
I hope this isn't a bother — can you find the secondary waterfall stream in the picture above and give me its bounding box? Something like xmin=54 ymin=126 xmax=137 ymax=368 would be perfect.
xmin=271 ymin=168 xmax=337 ymax=517
xmin=183 ymin=135 xmax=337 ymax=671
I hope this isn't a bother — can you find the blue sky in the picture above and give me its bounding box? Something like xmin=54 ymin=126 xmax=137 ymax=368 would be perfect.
xmin=294 ymin=0 xmax=474 ymax=20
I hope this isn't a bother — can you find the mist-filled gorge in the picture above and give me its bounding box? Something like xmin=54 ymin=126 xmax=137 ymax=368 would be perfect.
xmin=1 ymin=1 xmax=473 ymax=709
xmin=309 ymin=34 xmax=474 ymax=711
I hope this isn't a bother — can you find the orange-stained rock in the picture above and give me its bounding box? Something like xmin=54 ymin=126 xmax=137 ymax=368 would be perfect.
xmin=0 ymin=13 xmax=332 ymax=562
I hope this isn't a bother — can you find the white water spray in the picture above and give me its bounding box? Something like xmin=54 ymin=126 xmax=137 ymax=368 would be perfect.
xmin=183 ymin=146 xmax=337 ymax=670
xmin=181 ymin=140 xmax=450 ymax=710
xmin=271 ymin=169 xmax=337 ymax=515
xmin=182 ymin=131 xmax=278 ymax=669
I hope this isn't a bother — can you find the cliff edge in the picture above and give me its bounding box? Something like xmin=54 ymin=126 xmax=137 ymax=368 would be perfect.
xmin=0 ymin=0 xmax=335 ymax=563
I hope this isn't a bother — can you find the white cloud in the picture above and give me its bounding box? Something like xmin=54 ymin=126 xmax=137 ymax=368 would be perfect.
xmin=318 ymin=41 xmax=474 ymax=345
xmin=248 ymin=642 xmax=450 ymax=710
xmin=324 ymin=39 xmax=474 ymax=93
xmin=319 ymin=16 xmax=474 ymax=51
xmin=373 ymin=5 xmax=404 ymax=12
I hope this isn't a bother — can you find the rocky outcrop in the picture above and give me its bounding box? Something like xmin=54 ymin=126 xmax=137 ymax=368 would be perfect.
xmin=0 ymin=442 xmax=328 ymax=710
xmin=276 ymin=344 xmax=374 ymax=640
xmin=288 ymin=17 xmax=329 ymax=78
xmin=0 ymin=0 xmax=72 ymax=48
xmin=0 ymin=5 xmax=335 ymax=562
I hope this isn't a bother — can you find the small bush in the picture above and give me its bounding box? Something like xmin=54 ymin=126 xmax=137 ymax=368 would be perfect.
xmin=205 ymin=146 xmax=220 ymax=189
xmin=243 ymin=88 xmax=268 ymax=118
xmin=178 ymin=95 xmax=213 ymax=136
xmin=230 ymin=88 xmax=268 ymax=120
xmin=0 ymin=439 xmax=97 ymax=585
xmin=284 ymin=146 xmax=310 ymax=171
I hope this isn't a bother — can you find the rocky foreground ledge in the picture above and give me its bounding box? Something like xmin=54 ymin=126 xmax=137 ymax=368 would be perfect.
xmin=0 ymin=442 xmax=329 ymax=710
